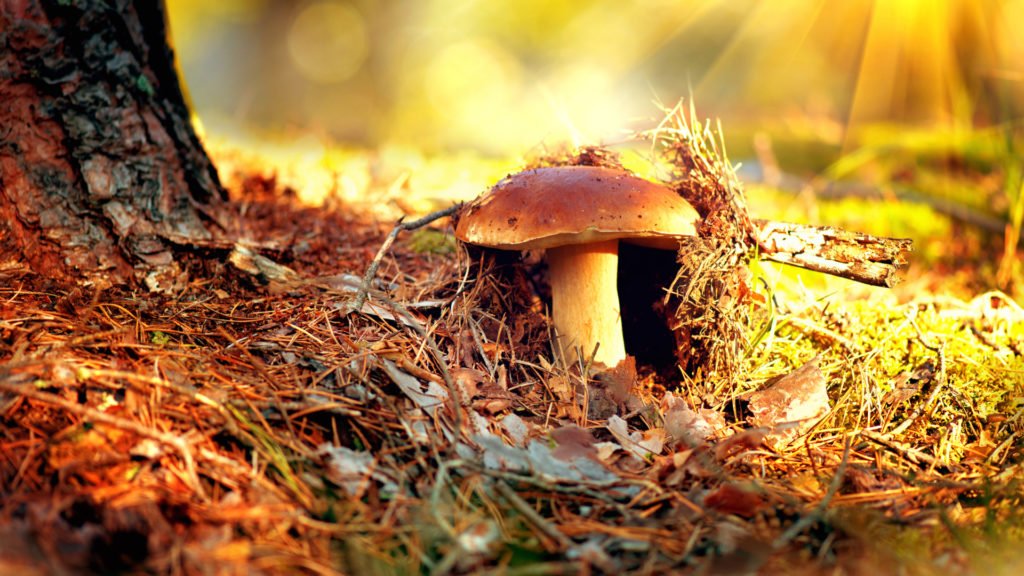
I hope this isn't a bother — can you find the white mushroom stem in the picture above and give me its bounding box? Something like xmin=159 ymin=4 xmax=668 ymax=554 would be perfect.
xmin=546 ymin=239 xmax=626 ymax=368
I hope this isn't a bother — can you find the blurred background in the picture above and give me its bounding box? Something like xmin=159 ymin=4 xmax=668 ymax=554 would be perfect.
xmin=166 ymin=0 xmax=1024 ymax=293
xmin=166 ymin=0 xmax=1023 ymax=153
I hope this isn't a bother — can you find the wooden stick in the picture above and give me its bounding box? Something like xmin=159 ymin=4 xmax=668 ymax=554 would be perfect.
xmin=753 ymin=219 xmax=913 ymax=287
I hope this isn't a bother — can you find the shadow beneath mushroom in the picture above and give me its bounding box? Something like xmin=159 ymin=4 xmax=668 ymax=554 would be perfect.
xmin=618 ymin=243 xmax=683 ymax=384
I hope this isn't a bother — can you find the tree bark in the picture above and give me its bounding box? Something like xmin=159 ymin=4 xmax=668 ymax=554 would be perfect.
xmin=0 ymin=0 xmax=224 ymax=292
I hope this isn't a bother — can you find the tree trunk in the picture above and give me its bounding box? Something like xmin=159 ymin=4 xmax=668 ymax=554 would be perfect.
xmin=0 ymin=0 xmax=224 ymax=292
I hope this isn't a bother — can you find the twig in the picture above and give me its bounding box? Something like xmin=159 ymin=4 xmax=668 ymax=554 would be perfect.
xmin=347 ymin=204 xmax=461 ymax=316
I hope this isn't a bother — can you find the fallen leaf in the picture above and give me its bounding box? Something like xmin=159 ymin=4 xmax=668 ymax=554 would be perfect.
xmin=607 ymin=415 xmax=665 ymax=461
xmin=747 ymin=356 xmax=830 ymax=446
xmin=714 ymin=429 xmax=768 ymax=461
xmin=476 ymin=435 xmax=620 ymax=484
xmin=382 ymin=359 xmax=447 ymax=415
xmin=662 ymin=392 xmax=723 ymax=445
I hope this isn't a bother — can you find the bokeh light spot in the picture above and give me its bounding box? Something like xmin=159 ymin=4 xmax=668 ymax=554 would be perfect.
xmin=287 ymin=1 xmax=368 ymax=84
xmin=424 ymin=39 xmax=521 ymax=119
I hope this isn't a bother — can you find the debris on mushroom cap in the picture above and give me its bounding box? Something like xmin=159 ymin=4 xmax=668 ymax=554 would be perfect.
xmin=455 ymin=166 xmax=698 ymax=250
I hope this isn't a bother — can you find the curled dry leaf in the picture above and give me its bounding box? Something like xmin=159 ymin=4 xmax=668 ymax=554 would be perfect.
xmin=607 ymin=415 xmax=666 ymax=461
xmin=747 ymin=356 xmax=831 ymax=447
xmin=714 ymin=429 xmax=768 ymax=461
xmin=382 ymin=358 xmax=447 ymax=415
xmin=661 ymin=391 xmax=727 ymax=445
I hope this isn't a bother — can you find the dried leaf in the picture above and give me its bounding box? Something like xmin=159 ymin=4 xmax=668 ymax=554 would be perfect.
xmin=662 ymin=391 xmax=725 ymax=445
xmin=747 ymin=356 xmax=830 ymax=446
xmin=476 ymin=435 xmax=620 ymax=484
xmin=382 ymin=359 xmax=447 ymax=415
xmin=607 ymin=415 xmax=665 ymax=461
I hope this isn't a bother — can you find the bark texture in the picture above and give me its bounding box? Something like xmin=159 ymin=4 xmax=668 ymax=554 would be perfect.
xmin=753 ymin=219 xmax=913 ymax=288
xmin=0 ymin=0 xmax=224 ymax=291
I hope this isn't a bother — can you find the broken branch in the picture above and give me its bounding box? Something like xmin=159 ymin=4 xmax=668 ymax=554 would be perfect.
xmin=753 ymin=219 xmax=913 ymax=287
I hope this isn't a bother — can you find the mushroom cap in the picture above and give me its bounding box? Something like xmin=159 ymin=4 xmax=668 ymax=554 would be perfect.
xmin=455 ymin=166 xmax=698 ymax=250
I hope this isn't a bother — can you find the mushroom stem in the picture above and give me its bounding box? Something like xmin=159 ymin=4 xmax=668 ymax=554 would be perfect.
xmin=546 ymin=239 xmax=626 ymax=368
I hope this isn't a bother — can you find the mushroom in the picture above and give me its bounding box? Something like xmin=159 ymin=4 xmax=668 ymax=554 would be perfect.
xmin=455 ymin=165 xmax=698 ymax=368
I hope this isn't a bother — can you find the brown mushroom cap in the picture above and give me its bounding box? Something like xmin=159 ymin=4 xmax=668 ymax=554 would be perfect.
xmin=455 ymin=166 xmax=697 ymax=250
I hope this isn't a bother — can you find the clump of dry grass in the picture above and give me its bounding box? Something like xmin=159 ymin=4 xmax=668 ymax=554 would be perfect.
xmin=643 ymin=100 xmax=767 ymax=399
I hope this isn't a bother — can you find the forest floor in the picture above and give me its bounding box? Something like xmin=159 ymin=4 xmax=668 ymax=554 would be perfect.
xmin=1 ymin=119 xmax=1023 ymax=575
